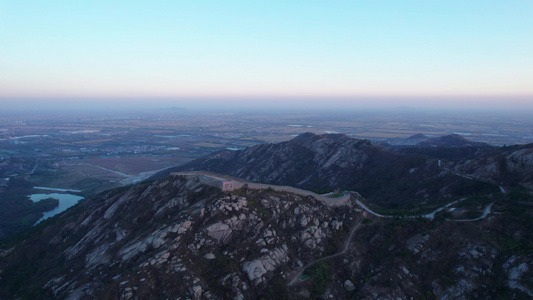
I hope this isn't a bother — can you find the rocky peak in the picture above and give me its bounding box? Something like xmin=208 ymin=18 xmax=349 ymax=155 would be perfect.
xmin=407 ymin=133 xmax=429 ymax=140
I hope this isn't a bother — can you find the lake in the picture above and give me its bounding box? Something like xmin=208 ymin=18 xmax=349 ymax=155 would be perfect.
xmin=30 ymin=193 xmax=84 ymax=224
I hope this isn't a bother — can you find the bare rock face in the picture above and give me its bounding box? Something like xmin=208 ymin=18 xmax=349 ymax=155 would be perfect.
xmin=204 ymin=253 xmax=216 ymax=260
xmin=344 ymin=280 xmax=355 ymax=291
xmin=507 ymin=148 xmax=533 ymax=169
xmin=406 ymin=234 xmax=429 ymax=254
xmin=503 ymin=256 xmax=533 ymax=296
xmin=450 ymin=143 xmax=533 ymax=188
xmin=206 ymin=222 xmax=232 ymax=243
xmin=242 ymin=244 xmax=289 ymax=286
xmin=0 ymin=175 xmax=353 ymax=299
xmin=243 ymin=260 xmax=268 ymax=285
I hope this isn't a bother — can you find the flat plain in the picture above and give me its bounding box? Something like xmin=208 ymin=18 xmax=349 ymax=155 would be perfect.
xmin=1 ymin=108 xmax=532 ymax=197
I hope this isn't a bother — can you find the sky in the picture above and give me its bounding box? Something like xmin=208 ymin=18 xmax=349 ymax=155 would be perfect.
xmin=1 ymin=1 xmax=532 ymax=111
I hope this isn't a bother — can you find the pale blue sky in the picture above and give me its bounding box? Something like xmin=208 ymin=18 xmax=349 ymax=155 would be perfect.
xmin=1 ymin=1 xmax=532 ymax=109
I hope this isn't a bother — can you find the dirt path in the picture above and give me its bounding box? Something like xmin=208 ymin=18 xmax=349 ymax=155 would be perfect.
xmin=288 ymin=218 xmax=363 ymax=286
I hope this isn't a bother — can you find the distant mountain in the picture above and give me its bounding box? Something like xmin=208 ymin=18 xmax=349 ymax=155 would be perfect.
xmin=161 ymin=133 xmax=498 ymax=209
xmin=417 ymin=134 xmax=489 ymax=148
xmin=406 ymin=133 xmax=428 ymax=140
xmin=378 ymin=133 xmax=492 ymax=149
xmin=393 ymin=134 xmax=495 ymax=161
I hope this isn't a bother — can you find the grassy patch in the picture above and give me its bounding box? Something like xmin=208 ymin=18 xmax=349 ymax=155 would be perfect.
xmin=307 ymin=261 xmax=332 ymax=298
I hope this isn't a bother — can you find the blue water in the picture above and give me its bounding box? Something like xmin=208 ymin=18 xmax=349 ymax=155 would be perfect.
xmin=30 ymin=193 xmax=84 ymax=224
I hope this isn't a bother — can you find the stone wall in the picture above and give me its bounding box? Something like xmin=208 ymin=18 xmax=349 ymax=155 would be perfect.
xmin=171 ymin=172 xmax=351 ymax=207
xmin=233 ymin=182 xmax=350 ymax=206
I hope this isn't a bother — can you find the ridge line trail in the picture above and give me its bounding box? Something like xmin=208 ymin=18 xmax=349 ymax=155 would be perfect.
xmin=288 ymin=218 xmax=363 ymax=286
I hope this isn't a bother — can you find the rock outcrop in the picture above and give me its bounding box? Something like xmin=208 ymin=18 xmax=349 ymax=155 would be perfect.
xmin=449 ymin=143 xmax=533 ymax=189
xmin=0 ymin=175 xmax=355 ymax=299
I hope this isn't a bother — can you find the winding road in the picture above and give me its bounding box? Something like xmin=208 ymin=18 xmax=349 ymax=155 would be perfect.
xmin=288 ymin=198 xmax=495 ymax=286
xmin=288 ymin=159 xmax=501 ymax=286
xmin=353 ymin=158 xmax=503 ymax=221
xmin=453 ymin=203 xmax=493 ymax=222
xmin=355 ymin=198 xmax=494 ymax=222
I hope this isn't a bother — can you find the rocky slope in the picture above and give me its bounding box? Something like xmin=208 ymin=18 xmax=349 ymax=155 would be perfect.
xmin=1 ymin=173 xmax=532 ymax=299
xmin=0 ymin=175 xmax=357 ymax=299
xmin=1 ymin=133 xmax=532 ymax=299
xmin=162 ymin=133 xmax=498 ymax=209
xmin=446 ymin=143 xmax=533 ymax=190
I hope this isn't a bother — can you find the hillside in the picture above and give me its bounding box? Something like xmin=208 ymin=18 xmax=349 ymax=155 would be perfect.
xmin=1 ymin=173 xmax=532 ymax=299
xmin=1 ymin=132 xmax=532 ymax=299
xmin=0 ymin=175 xmax=357 ymax=299
xmin=391 ymin=134 xmax=496 ymax=161
xmin=164 ymin=133 xmax=498 ymax=210
xmin=417 ymin=134 xmax=490 ymax=148
xmin=448 ymin=143 xmax=533 ymax=190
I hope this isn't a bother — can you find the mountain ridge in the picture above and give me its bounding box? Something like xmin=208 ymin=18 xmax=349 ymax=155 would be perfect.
xmin=161 ymin=133 xmax=500 ymax=209
xmin=1 ymin=132 xmax=532 ymax=299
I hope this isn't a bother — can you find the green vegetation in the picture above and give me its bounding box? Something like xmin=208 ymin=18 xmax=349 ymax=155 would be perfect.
xmin=244 ymin=189 xmax=280 ymax=220
xmin=261 ymin=275 xmax=289 ymax=300
xmin=308 ymin=261 xmax=333 ymax=298
xmin=424 ymin=290 xmax=436 ymax=300
xmin=363 ymin=188 xmax=499 ymax=219
xmin=313 ymin=188 xmax=333 ymax=195
xmin=328 ymin=191 xmax=345 ymax=198
xmin=495 ymin=188 xmax=533 ymax=255
xmin=0 ymin=177 xmax=60 ymax=239
xmin=433 ymin=211 xmax=453 ymax=222
xmin=246 ymin=197 xmax=271 ymax=220
xmin=34 ymin=197 xmax=59 ymax=210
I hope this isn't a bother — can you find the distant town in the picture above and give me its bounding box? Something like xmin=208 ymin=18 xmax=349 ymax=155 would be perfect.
xmin=1 ymin=108 xmax=532 ymax=197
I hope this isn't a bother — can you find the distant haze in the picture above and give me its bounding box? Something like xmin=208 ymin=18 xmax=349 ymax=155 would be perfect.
xmin=1 ymin=96 xmax=532 ymax=113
